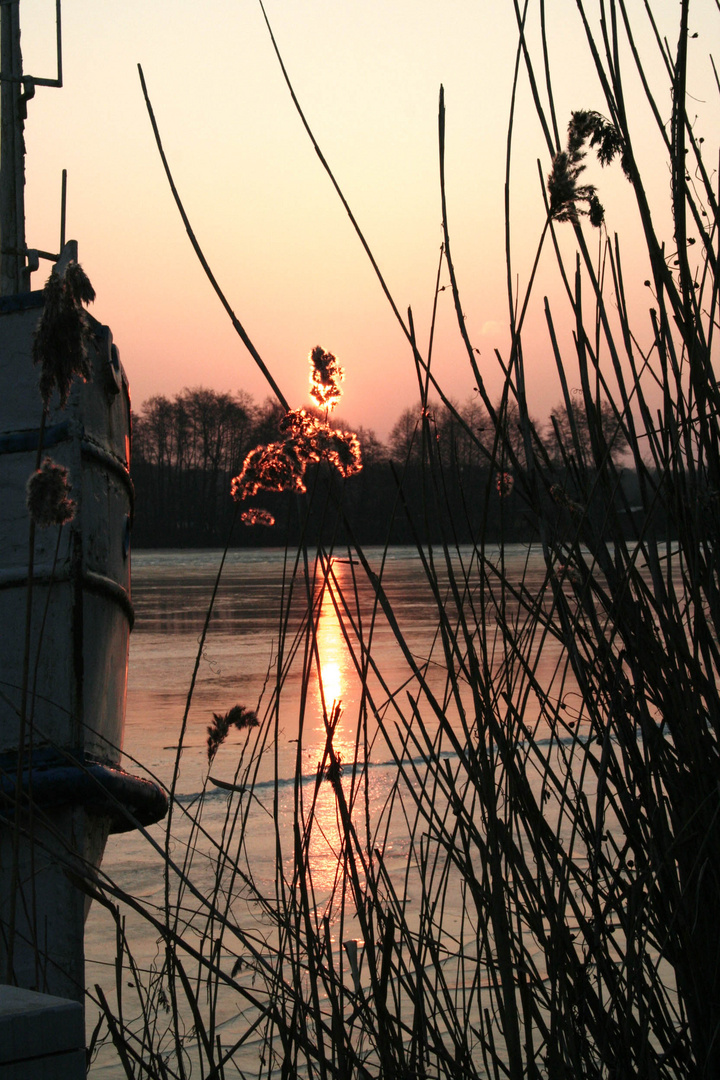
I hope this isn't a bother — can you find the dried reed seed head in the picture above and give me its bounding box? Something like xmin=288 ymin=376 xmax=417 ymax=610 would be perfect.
xmin=547 ymin=152 xmax=578 ymax=215
xmin=224 ymin=704 xmax=259 ymax=729
xmin=33 ymin=263 xmax=95 ymax=408
xmin=229 ymin=347 xmax=362 ymax=502
xmin=547 ymin=110 xmax=625 ymax=228
xmin=230 ymin=417 xmax=362 ymax=502
xmin=277 ymin=409 xmax=362 ymax=474
xmin=278 ymin=408 xmax=317 ymax=436
xmin=230 ymin=442 xmax=307 ymax=502
xmin=547 ymin=154 xmax=605 ymax=227
xmin=207 ymin=704 xmax=260 ymax=763
xmin=588 ymin=196 xmax=605 ymax=228
xmin=568 ymin=110 xmax=628 ymax=175
xmin=278 ymin=409 xmax=326 ymax=463
xmin=496 ymin=472 xmax=514 ymax=497
xmin=284 ymin=436 xmax=322 ymax=469
xmin=26 ymin=457 xmax=76 ymax=527
xmin=325 ymin=430 xmax=362 ymax=477
xmin=309 ymin=345 xmax=344 ymax=410
xmin=240 ymin=507 xmax=275 ymax=527
xmin=64 ymin=261 xmax=96 ymax=306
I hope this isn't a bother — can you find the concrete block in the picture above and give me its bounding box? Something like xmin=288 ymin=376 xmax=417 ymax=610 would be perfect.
xmin=0 ymin=985 xmax=84 ymax=1079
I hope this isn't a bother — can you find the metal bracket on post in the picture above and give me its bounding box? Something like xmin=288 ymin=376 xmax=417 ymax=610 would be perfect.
xmin=0 ymin=0 xmax=63 ymax=89
xmin=0 ymin=0 xmax=63 ymax=294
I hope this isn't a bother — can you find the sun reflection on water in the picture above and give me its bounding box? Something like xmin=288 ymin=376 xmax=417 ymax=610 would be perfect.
xmin=312 ymin=557 xmax=356 ymax=719
xmin=301 ymin=557 xmax=364 ymax=898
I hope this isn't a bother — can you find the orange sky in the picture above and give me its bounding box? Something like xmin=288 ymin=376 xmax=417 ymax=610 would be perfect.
xmin=18 ymin=0 xmax=719 ymax=439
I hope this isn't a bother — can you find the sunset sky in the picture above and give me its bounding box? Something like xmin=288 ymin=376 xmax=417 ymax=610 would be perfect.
xmin=17 ymin=0 xmax=719 ymax=439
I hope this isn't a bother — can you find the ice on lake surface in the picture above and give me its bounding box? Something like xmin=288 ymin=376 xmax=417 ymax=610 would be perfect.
xmin=86 ymin=544 xmax=576 ymax=1077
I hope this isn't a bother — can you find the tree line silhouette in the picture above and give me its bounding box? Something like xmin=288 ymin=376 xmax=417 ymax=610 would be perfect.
xmin=130 ymin=386 xmax=633 ymax=548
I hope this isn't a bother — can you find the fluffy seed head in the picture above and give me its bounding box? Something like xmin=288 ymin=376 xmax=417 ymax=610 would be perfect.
xmin=33 ymin=263 xmax=95 ymax=407
xmin=309 ymin=346 xmax=344 ymax=410
xmin=26 ymin=457 xmax=76 ymax=527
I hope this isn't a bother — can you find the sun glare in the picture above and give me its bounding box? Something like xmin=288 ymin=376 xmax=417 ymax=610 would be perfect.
xmin=315 ymin=566 xmax=349 ymax=714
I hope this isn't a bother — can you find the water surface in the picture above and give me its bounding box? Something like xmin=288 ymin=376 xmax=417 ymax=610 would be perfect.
xmin=87 ymin=543 xmax=561 ymax=1076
